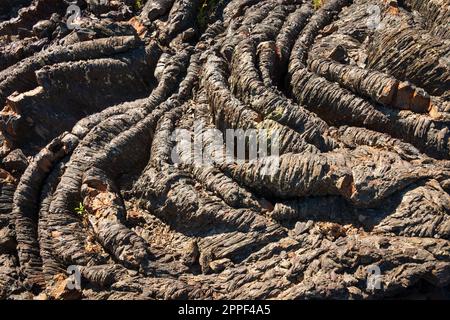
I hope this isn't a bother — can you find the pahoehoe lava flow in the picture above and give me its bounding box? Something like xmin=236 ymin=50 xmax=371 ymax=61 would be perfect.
xmin=0 ymin=0 xmax=449 ymax=299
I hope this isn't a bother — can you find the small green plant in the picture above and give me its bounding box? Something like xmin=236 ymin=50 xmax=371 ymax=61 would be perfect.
xmin=74 ymin=202 xmax=86 ymax=216
xmin=312 ymin=0 xmax=323 ymax=10
xmin=269 ymin=106 xmax=285 ymax=121
xmin=134 ymin=0 xmax=144 ymax=10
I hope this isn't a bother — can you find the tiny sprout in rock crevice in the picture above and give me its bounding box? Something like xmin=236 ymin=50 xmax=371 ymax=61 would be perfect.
xmin=75 ymin=202 xmax=87 ymax=216
xmin=313 ymin=0 xmax=323 ymax=10
xmin=134 ymin=0 xmax=144 ymax=10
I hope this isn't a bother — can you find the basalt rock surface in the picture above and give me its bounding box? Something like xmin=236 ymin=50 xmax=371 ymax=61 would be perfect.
xmin=0 ymin=0 xmax=449 ymax=300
